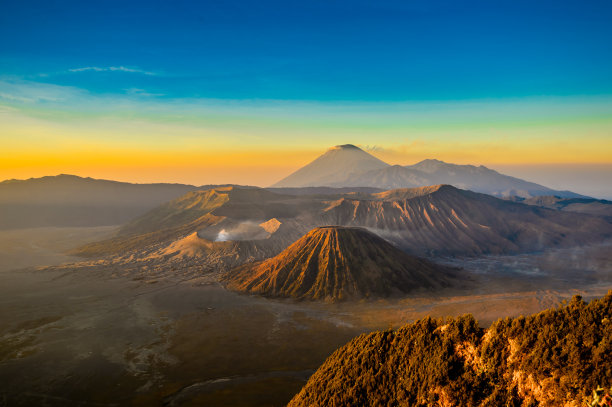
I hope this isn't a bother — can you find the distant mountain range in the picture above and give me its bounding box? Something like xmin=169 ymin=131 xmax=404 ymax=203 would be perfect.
xmin=512 ymin=195 xmax=612 ymax=218
xmin=72 ymin=185 xmax=612 ymax=271
xmin=272 ymin=144 xmax=586 ymax=199
xmin=0 ymin=174 xmax=382 ymax=230
xmin=316 ymin=184 xmax=609 ymax=256
xmin=0 ymin=174 xmax=197 ymax=229
xmin=0 ymin=146 xmax=595 ymax=230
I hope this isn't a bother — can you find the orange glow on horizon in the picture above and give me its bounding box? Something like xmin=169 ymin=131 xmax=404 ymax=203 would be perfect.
xmin=2 ymin=141 xmax=611 ymax=186
xmin=0 ymin=148 xmax=321 ymax=186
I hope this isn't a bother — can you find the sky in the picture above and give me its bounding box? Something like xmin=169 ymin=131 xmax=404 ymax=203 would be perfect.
xmin=1 ymin=0 xmax=611 ymax=197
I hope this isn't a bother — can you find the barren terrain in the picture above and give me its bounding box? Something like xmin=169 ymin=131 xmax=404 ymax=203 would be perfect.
xmin=0 ymin=227 xmax=610 ymax=406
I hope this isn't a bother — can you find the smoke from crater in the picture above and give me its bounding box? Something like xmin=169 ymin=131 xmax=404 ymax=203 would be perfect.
xmin=215 ymin=229 xmax=231 ymax=242
xmin=213 ymin=222 xmax=271 ymax=242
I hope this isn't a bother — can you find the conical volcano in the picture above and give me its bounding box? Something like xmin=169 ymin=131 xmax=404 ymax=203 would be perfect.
xmin=223 ymin=226 xmax=455 ymax=300
xmin=271 ymin=144 xmax=389 ymax=187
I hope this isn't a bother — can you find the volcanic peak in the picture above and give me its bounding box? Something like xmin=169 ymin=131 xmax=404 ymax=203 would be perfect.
xmin=329 ymin=144 xmax=361 ymax=150
xmin=223 ymin=226 xmax=454 ymax=301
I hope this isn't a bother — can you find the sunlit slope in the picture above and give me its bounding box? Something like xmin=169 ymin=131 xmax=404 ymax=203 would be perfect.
xmin=224 ymin=226 xmax=456 ymax=301
xmin=289 ymin=292 xmax=612 ymax=406
xmin=319 ymin=185 xmax=612 ymax=256
xmin=118 ymin=188 xmax=230 ymax=236
xmin=71 ymin=186 xmax=306 ymax=258
xmin=72 ymin=184 xmax=612 ymax=261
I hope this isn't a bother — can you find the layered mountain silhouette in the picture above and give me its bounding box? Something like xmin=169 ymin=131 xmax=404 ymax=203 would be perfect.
xmin=3 ymin=145 xmax=590 ymax=231
xmin=71 ymin=186 xmax=309 ymax=264
xmin=0 ymin=173 xmax=380 ymax=231
xmin=73 ymin=184 xmax=612 ymax=265
xmin=513 ymin=195 xmax=612 ymax=218
xmin=405 ymin=158 xmax=580 ymax=198
xmin=316 ymin=184 xmax=611 ymax=256
xmin=272 ymin=144 xmax=585 ymax=198
xmin=0 ymin=174 xmax=197 ymax=229
xmin=223 ymin=226 xmax=455 ymax=300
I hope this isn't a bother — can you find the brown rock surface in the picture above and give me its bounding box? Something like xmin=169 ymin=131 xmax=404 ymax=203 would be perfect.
xmin=224 ymin=226 xmax=455 ymax=301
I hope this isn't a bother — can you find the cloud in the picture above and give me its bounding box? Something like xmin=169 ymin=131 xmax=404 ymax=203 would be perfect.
xmin=125 ymin=88 xmax=164 ymax=97
xmin=0 ymin=92 xmax=36 ymax=103
xmin=0 ymin=104 xmax=18 ymax=114
xmin=0 ymin=79 xmax=81 ymax=104
xmin=69 ymin=67 xmax=105 ymax=72
xmin=360 ymin=144 xmax=384 ymax=153
xmin=68 ymin=66 xmax=156 ymax=75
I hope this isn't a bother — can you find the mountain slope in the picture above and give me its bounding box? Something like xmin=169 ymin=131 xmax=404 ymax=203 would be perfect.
xmin=518 ymin=195 xmax=612 ymax=218
xmin=407 ymin=159 xmax=584 ymax=198
xmin=73 ymin=184 xmax=612 ymax=262
xmin=71 ymin=186 xmax=312 ymax=259
xmin=271 ymin=144 xmax=586 ymax=198
xmin=118 ymin=188 xmax=231 ymax=236
xmin=0 ymin=174 xmax=196 ymax=229
xmin=271 ymin=144 xmax=389 ymax=187
xmin=289 ymin=292 xmax=612 ymax=407
xmin=223 ymin=226 xmax=456 ymax=301
xmin=339 ymin=159 xmax=585 ymax=198
xmin=336 ymin=165 xmax=428 ymax=190
xmin=318 ymin=185 xmax=612 ymax=256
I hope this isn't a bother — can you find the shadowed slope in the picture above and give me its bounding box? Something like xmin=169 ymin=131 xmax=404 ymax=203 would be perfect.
xmin=73 ymin=184 xmax=612 ymax=260
xmin=519 ymin=195 xmax=612 ymax=218
xmin=320 ymin=185 xmax=612 ymax=256
xmin=71 ymin=186 xmax=311 ymax=261
xmin=71 ymin=187 xmax=291 ymax=257
xmin=0 ymin=174 xmax=196 ymax=229
xmin=224 ymin=226 xmax=455 ymax=301
xmin=272 ymin=144 xmax=389 ymax=188
xmin=118 ymin=188 xmax=231 ymax=236
xmin=407 ymin=159 xmax=585 ymax=198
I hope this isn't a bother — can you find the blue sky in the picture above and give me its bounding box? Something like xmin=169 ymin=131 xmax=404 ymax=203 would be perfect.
xmin=2 ymin=0 xmax=612 ymax=100
xmin=1 ymin=0 xmax=611 ymax=197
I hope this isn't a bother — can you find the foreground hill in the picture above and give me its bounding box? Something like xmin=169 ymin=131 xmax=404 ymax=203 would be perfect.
xmin=289 ymin=292 xmax=612 ymax=406
xmin=223 ymin=226 xmax=456 ymax=301
xmin=272 ymin=144 xmax=584 ymax=198
xmin=0 ymin=174 xmax=196 ymax=229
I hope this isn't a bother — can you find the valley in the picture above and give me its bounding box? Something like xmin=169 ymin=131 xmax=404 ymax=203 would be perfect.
xmin=0 ymin=226 xmax=609 ymax=406
xmin=3 ymin=0 xmax=611 ymax=399
xmin=1 ymin=145 xmax=610 ymax=406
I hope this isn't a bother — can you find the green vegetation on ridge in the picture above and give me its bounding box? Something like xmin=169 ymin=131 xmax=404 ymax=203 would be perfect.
xmin=289 ymin=292 xmax=612 ymax=406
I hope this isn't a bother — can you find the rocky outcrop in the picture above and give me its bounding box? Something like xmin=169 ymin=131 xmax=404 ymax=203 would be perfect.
xmin=288 ymin=292 xmax=612 ymax=406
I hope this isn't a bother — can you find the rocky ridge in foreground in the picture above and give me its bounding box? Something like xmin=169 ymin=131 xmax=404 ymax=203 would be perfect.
xmin=289 ymin=292 xmax=612 ymax=406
